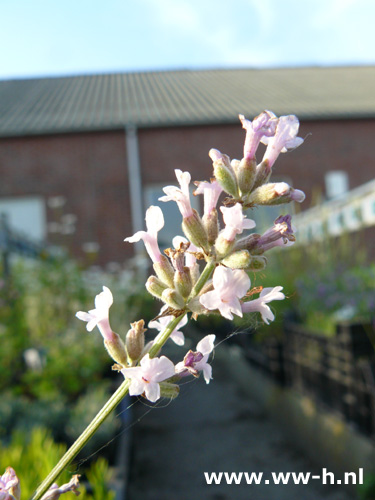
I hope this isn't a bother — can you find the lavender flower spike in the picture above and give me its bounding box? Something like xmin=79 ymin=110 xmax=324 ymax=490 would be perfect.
xmin=148 ymin=304 xmax=188 ymax=346
xmin=241 ymin=286 xmax=285 ymax=324
xmin=261 ymin=115 xmax=304 ymax=168
xmin=40 ymin=475 xmax=80 ymax=499
xmin=76 ymin=286 xmax=113 ymax=340
xmin=220 ymin=203 xmax=256 ymax=242
xmin=0 ymin=467 xmax=20 ymax=500
xmin=200 ymin=266 xmax=250 ymax=320
xmin=125 ymin=205 xmax=165 ymax=263
xmin=175 ymin=334 xmax=215 ymax=384
xmin=76 ymin=286 xmax=128 ymax=365
xmin=121 ymin=354 xmax=176 ymax=402
xmin=239 ymin=111 xmax=277 ymax=160
xmin=194 ymin=179 xmax=222 ymax=218
xmin=159 ymin=169 xmax=194 ymax=218
xmin=257 ymin=215 xmax=296 ymax=251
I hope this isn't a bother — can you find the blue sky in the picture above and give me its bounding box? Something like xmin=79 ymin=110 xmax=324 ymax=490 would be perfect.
xmin=1 ymin=0 xmax=375 ymax=79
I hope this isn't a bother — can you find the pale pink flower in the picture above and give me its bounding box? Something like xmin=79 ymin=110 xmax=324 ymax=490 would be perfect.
xmin=290 ymin=188 xmax=306 ymax=203
xmin=175 ymin=334 xmax=215 ymax=384
xmin=220 ymin=203 xmax=256 ymax=242
xmin=194 ymin=179 xmax=223 ymax=218
xmin=0 ymin=467 xmax=20 ymax=500
xmin=148 ymin=305 xmax=188 ymax=346
xmin=159 ymin=169 xmax=193 ymax=218
xmin=200 ymin=266 xmax=250 ymax=320
xmin=241 ymin=286 xmax=285 ymax=324
xmin=76 ymin=286 xmax=114 ymax=341
xmin=239 ymin=111 xmax=277 ymax=160
xmin=124 ymin=205 xmax=164 ymax=263
xmin=261 ymin=115 xmax=304 ymax=167
xmin=208 ymin=148 xmax=224 ymax=162
xmin=121 ymin=354 xmax=175 ymax=402
xmin=262 ymin=237 xmax=295 ymax=252
xmin=41 ymin=475 xmax=80 ymax=500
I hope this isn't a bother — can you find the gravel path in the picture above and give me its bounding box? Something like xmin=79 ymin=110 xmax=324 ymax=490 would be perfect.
xmin=127 ymin=343 xmax=356 ymax=500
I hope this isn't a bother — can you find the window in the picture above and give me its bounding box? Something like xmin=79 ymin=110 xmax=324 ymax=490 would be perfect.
xmin=0 ymin=196 xmax=46 ymax=240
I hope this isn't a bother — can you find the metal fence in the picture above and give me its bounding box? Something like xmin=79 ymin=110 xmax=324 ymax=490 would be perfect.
xmin=240 ymin=321 xmax=375 ymax=437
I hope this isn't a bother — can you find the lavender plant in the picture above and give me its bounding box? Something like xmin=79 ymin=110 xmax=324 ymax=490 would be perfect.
xmin=2 ymin=111 xmax=306 ymax=500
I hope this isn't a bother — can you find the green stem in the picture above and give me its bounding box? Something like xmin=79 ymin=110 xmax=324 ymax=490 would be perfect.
xmin=188 ymin=258 xmax=216 ymax=301
xmin=148 ymin=313 xmax=186 ymax=358
xmin=31 ymin=259 xmax=216 ymax=500
xmin=30 ymin=378 xmax=131 ymax=500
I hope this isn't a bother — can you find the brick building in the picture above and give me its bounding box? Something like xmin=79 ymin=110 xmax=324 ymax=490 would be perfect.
xmin=0 ymin=66 xmax=374 ymax=265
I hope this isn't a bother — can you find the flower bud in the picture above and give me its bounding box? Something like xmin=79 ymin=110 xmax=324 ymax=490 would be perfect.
xmin=255 ymin=214 xmax=296 ymax=253
xmin=159 ymin=381 xmax=180 ymax=399
xmin=161 ymin=288 xmax=186 ymax=310
xmin=252 ymin=159 xmax=272 ymax=190
xmin=1 ymin=467 xmax=21 ymax=500
xmin=104 ymin=332 xmax=128 ymax=366
xmin=41 ymin=475 xmax=81 ymax=500
xmin=248 ymin=255 xmax=267 ymax=271
xmin=182 ymin=209 xmax=209 ymax=251
xmin=247 ymin=182 xmax=305 ymax=206
xmin=126 ymin=320 xmax=146 ymax=362
xmin=187 ymin=296 xmax=206 ymax=314
xmin=153 ymin=255 xmax=175 ymax=287
xmin=221 ymin=250 xmax=251 ymax=269
xmin=146 ymin=275 xmax=168 ymax=299
xmin=174 ymin=267 xmax=193 ymax=298
xmin=234 ymin=233 xmax=261 ymax=252
xmin=237 ymin=157 xmax=256 ymax=195
xmin=189 ymin=263 xmax=200 ymax=286
xmin=209 ymin=149 xmax=239 ymax=197
xmin=231 ymin=158 xmax=240 ymax=169
xmin=215 ymin=233 xmax=235 ymax=258
xmin=203 ymin=209 xmax=219 ymax=245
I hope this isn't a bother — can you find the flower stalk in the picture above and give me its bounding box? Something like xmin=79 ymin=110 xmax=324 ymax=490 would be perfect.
xmin=30 ymin=378 xmax=131 ymax=500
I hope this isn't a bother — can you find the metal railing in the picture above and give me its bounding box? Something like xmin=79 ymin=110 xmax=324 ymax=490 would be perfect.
xmin=240 ymin=321 xmax=375 ymax=437
xmin=292 ymin=178 xmax=375 ymax=244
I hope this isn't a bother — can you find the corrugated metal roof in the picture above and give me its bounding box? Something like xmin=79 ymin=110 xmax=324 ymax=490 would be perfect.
xmin=0 ymin=66 xmax=374 ymax=137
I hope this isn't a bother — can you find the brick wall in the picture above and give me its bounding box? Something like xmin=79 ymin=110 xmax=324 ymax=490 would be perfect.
xmin=0 ymin=117 xmax=374 ymax=264
xmin=138 ymin=118 xmax=375 ymax=208
xmin=0 ymin=131 xmax=132 ymax=265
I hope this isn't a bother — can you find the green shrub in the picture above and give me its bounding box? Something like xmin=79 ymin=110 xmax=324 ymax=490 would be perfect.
xmin=0 ymin=255 xmax=151 ymax=401
xmin=0 ymin=427 xmax=115 ymax=500
xmin=0 ymin=256 xmax=144 ymax=464
xmin=244 ymin=230 xmax=375 ymax=338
